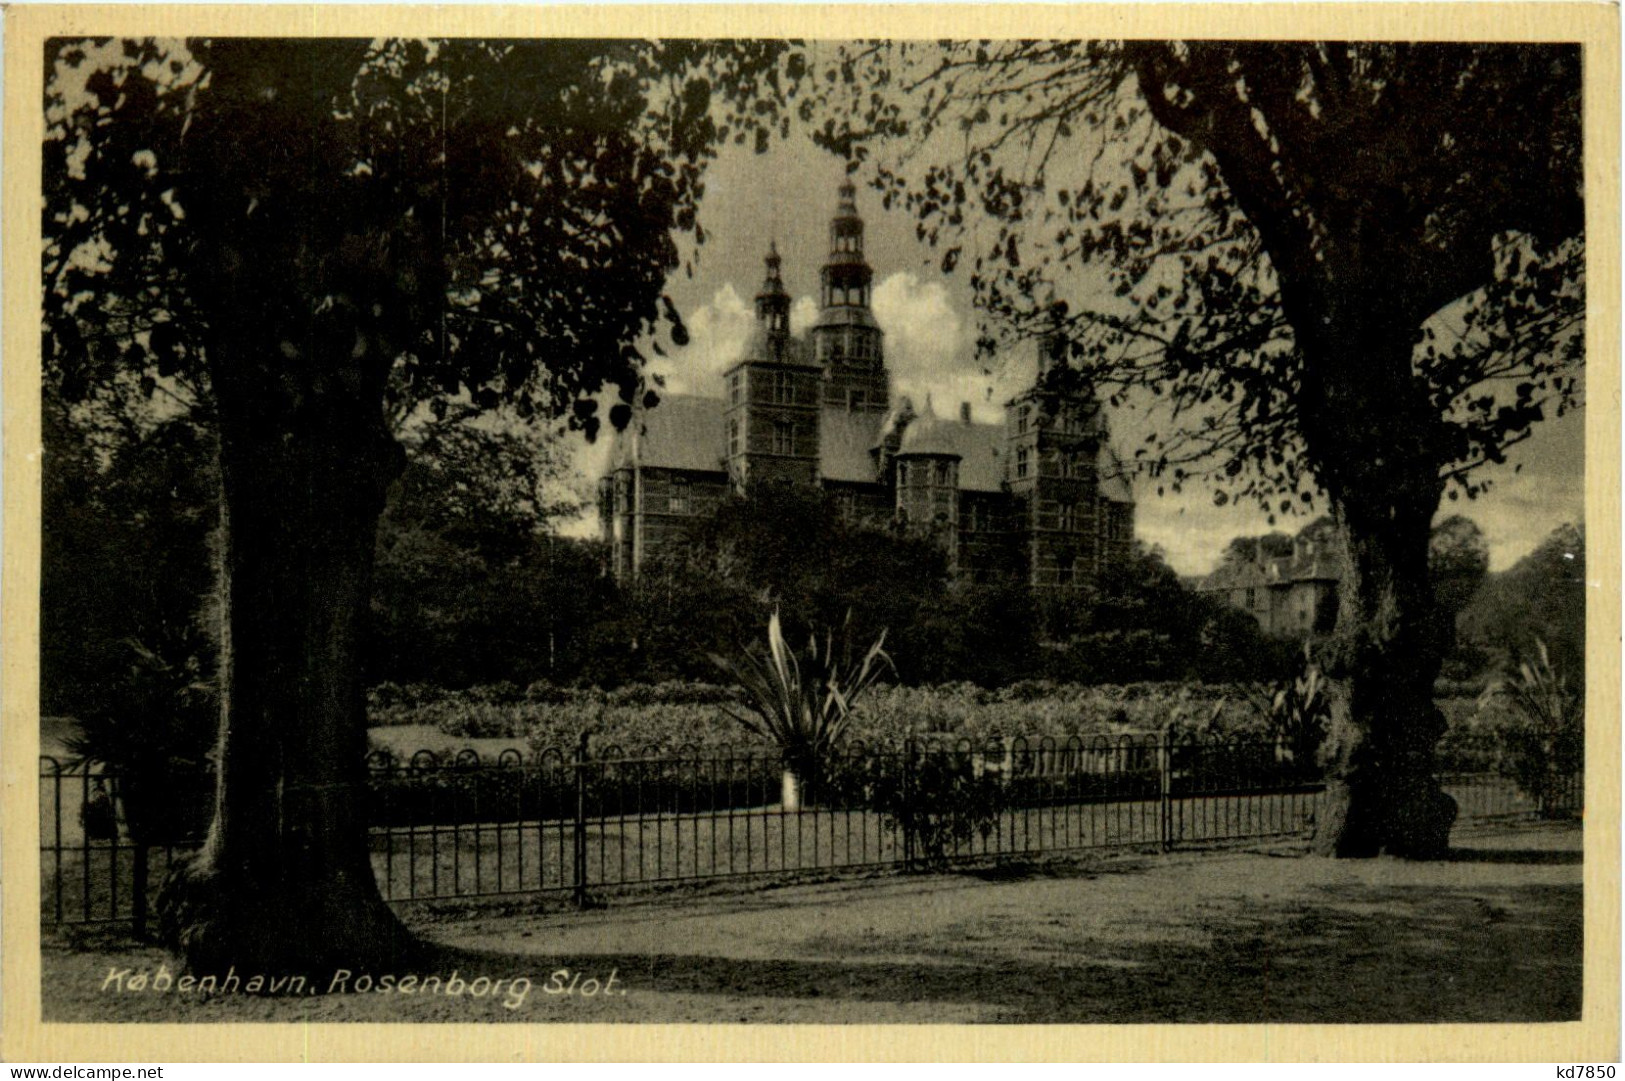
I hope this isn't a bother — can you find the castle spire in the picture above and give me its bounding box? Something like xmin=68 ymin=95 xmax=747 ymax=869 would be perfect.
xmin=755 ymin=242 xmax=790 ymax=338
xmin=811 ymin=181 xmax=888 ymax=412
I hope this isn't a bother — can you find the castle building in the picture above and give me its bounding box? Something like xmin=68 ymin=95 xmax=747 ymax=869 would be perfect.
xmin=599 ymin=182 xmax=1136 ymax=588
xmin=1196 ymin=518 xmax=1344 ymax=637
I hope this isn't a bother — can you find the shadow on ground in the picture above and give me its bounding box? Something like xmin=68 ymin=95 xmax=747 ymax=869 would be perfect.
xmin=420 ymin=880 xmax=1580 ymax=1023
xmin=40 ymin=825 xmax=1583 ymax=1023
xmin=1447 ymin=846 xmax=1583 ymax=866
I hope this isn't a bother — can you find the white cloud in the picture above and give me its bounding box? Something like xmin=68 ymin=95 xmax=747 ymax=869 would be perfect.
xmin=868 ymin=271 xmax=1019 ymax=423
xmin=790 ymin=295 xmax=818 ymax=336
xmin=871 ymin=272 xmax=965 ymax=379
xmin=651 ymin=282 xmax=757 ymax=397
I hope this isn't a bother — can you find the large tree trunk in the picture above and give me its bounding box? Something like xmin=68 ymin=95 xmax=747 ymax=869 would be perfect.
xmin=1302 ymin=329 xmax=1459 ymax=859
xmin=1312 ymin=487 xmax=1458 ymax=857
xmin=157 ymin=352 xmax=415 ymax=975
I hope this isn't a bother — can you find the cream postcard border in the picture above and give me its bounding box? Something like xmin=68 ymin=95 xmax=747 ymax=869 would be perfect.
xmin=2 ymin=3 xmax=1617 ymax=1062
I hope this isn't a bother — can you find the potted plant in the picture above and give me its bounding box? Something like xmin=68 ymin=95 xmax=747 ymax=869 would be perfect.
xmin=712 ymin=610 xmax=893 ymax=811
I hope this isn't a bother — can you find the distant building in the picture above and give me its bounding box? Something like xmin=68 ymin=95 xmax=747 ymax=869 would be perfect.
xmin=1198 ymin=519 xmax=1344 ymax=637
xmin=598 ymin=181 xmax=1136 ymax=589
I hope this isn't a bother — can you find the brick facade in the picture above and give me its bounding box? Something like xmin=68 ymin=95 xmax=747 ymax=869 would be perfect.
xmin=600 ymin=183 xmax=1136 ymax=590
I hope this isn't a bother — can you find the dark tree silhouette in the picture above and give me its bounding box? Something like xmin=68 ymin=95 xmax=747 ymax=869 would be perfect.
xmin=44 ymin=37 xmax=780 ymax=972
xmin=810 ymin=41 xmax=1583 ymax=856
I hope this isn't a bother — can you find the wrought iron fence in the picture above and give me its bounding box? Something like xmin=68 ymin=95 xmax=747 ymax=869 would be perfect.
xmin=40 ymin=732 xmax=1582 ymax=934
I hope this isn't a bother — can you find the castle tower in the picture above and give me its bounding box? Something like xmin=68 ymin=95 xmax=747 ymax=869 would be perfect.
xmin=1005 ymin=319 xmax=1107 ymax=589
xmin=812 ymin=181 xmax=889 ymax=413
xmin=724 ymin=244 xmax=821 ymax=490
xmin=894 ymin=403 xmax=962 ymax=571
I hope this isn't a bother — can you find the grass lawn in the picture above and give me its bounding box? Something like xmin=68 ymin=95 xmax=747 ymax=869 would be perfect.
xmin=41 ymin=821 xmax=1580 ymax=1023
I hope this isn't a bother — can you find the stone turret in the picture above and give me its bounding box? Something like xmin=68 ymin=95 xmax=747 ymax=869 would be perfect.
xmin=723 ymin=245 xmax=821 ymax=490
xmin=895 ymin=399 xmax=962 ymax=570
xmin=812 ymin=181 xmax=889 ymax=413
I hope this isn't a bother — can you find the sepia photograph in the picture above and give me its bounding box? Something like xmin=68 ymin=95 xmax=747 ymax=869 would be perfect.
xmin=5 ymin=6 xmax=1616 ymax=1061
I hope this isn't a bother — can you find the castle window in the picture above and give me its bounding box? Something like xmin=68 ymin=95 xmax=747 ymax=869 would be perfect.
xmin=668 ymin=479 xmax=690 ymax=515
xmin=849 ymin=331 xmax=873 ymax=362
xmin=771 ymin=370 xmax=796 ymax=405
xmin=728 ymin=419 xmax=741 ymax=458
xmin=1245 ymin=587 xmax=1257 ymax=609
xmin=728 ymin=371 xmax=742 ymax=406
xmin=1015 ymin=447 xmax=1030 ymax=479
xmin=848 ymin=388 xmax=868 ymax=411
xmin=897 ymin=461 xmax=911 ymax=485
xmin=773 ymin=421 xmax=796 ymax=455
xmin=1058 ymin=503 xmax=1077 ymax=532
xmin=1017 ymin=406 xmax=1031 ymax=435
xmin=933 ymin=461 xmax=952 ymax=486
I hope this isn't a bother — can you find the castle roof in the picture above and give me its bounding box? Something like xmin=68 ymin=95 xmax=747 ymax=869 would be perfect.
xmin=819 ymin=408 xmax=888 ymax=483
xmin=897 ymin=409 xmax=961 ymax=458
xmin=609 ymin=393 xmax=726 ymax=474
xmin=608 ymin=391 xmax=1015 ymax=494
xmin=897 ymin=410 xmax=1006 ymax=491
xmin=1198 ymin=534 xmax=1347 ymax=593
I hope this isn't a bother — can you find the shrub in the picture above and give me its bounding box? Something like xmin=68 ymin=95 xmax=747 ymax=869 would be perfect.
xmin=834 ymin=746 xmax=1006 ymax=868
xmin=1487 ymin=639 xmax=1583 ymax=815
xmin=1241 ymin=647 xmax=1331 ymax=770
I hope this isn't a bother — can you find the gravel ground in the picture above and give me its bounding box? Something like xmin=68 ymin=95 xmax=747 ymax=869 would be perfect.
xmin=41 ymin=822 xmax=1581 ymax=1024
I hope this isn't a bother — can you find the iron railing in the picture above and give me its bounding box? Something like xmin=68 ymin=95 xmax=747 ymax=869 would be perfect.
xmin=39 ymin=731 xmax=1583 ymax=934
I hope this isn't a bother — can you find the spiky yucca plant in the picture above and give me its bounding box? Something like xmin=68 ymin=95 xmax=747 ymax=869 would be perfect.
xmin=1244 ymin=644 xmax=1331 ymax=772
xmin=712 ymin=610 xmax=894 ymax=810
xmin=1484 ymin=638 xmax=1583 ymax=815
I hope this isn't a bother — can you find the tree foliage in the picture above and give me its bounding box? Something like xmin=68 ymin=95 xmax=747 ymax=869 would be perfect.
xmin=1459 ymin=522 xmax=1586 ymax=677
xmin=809 ymin=41 xmax=1582 ymax=511
xmin=45 ymin=38 xmax=789 ymax=434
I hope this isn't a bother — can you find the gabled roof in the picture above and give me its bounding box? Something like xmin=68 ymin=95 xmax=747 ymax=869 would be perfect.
xmin=610 ymin=393 xmax=727 ymax=475
xmin=934 ymin=418 xmax=1006 ymax=492
xmin=1198 ymin=532 xmax=1348 ymax=593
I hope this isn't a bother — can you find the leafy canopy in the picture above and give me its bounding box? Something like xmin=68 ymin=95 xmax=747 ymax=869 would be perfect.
xmin=804 ymin=42 xmax=1583 ymax=516
xmin=45 ymin=38 xmax=788 ymax=436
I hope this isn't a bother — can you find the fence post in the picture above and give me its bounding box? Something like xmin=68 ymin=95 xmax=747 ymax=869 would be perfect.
xmin=572 ymin=730 xmax=589 ymax=908
xmin=1159 ymin=723 xmax=1175 ymax=853
xmin=131 ymin=842 xmax=149 ymax=939
xmin=902 ymin=734 xmax=916 ymax=870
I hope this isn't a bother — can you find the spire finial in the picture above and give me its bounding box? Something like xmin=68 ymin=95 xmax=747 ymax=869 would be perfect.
xmin=760 ymin=242 xmax=785 ymax=293
xmin=837 ymin=179 xmax=858 ymax=213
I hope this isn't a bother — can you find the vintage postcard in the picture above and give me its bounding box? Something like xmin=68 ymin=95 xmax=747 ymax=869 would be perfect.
xmin=2 ymin=2 xmax=1617 ymax=1063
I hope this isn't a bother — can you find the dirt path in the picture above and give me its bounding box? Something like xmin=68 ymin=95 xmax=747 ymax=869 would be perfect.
xmin=42 ymin=823 xmax=1581 ymax=1023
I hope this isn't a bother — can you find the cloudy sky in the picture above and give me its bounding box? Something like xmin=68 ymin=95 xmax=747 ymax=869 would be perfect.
xmin=558 ymin=128 xmax=1586 ymax=577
